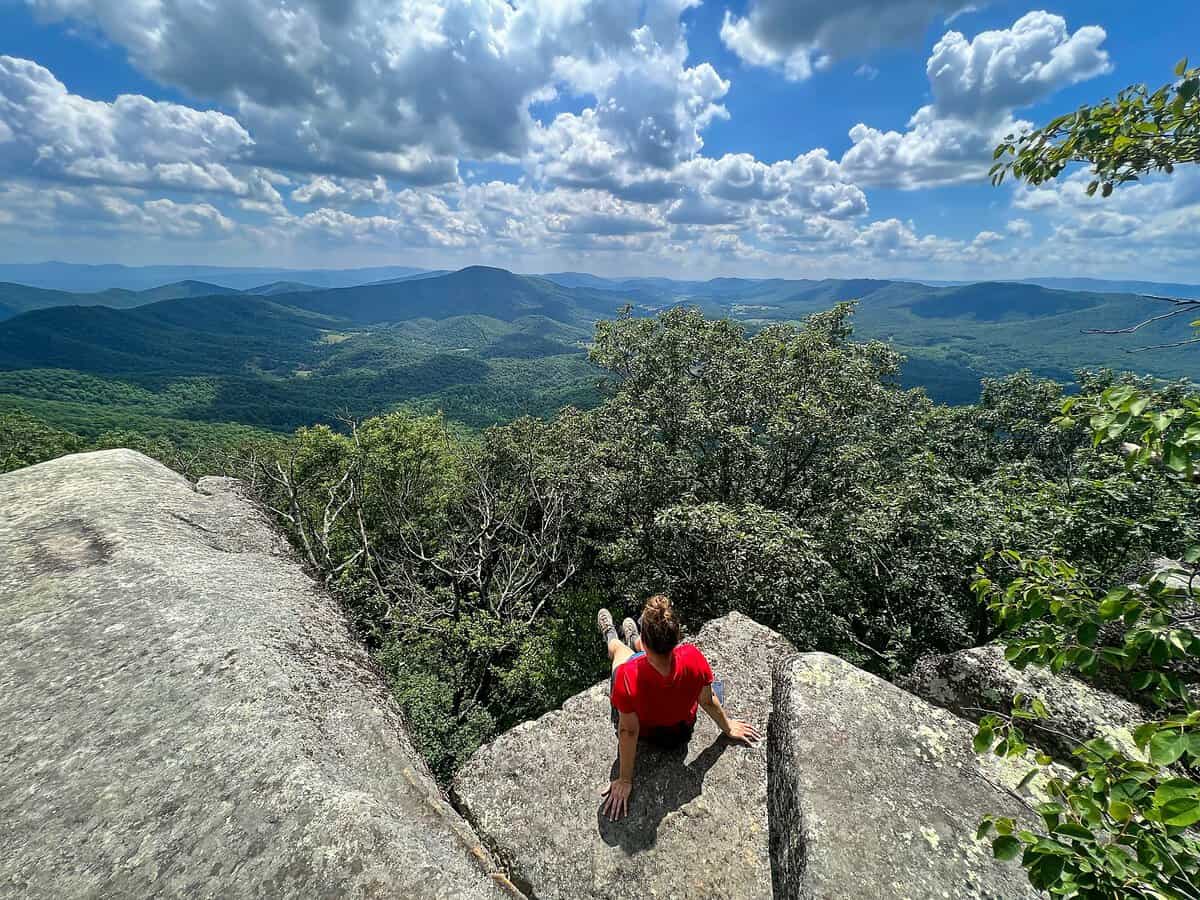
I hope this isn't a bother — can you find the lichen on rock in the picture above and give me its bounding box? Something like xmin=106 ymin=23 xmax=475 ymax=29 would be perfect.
xmin=903 ymin=643 xmax=1146 ymax=762
xmin=769 ymin=653 xmax=1044 ymax=900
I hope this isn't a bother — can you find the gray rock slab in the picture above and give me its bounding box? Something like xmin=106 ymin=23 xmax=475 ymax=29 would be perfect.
xmin=454 ymin=611 xmax=795 ymax=900
xmin=902 ymin=643 xmax=1145 ymax=762
xmin=770 ymin=653 xmax=1044 ymax=900
xmin=0 ymin=450 xmax=517 ymax=900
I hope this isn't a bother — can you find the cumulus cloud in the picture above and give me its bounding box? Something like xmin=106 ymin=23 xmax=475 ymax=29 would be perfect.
xmin=840 ymin=12 xmax=1110 ymax=189
xmin=1005 ymin=218 xmax=1033 ymax=238
xmin=29 ymin=0 xmax=710 ymax=184
xmin=0 ymin=55 xmax=255 ymax=189
xmin=8 ymin=2 xmax=1177 ymax=280
xmin=528 ymin=30 xmax=730 ymax=198
xmin=721 ymin=0 xmax=967 ymax=81
xmin=0 ymin=55 xmax=293 ymax=216
xmin=1006 ymin=168 xmax=1200 ymax=272
xmin=925 ymin=12 xmax=1110 ymax=120
xmin=292 ymin=175 xmax=391 ymax=207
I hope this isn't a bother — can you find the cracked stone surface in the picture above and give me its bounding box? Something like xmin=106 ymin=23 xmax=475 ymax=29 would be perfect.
xmin=770 ymin=653 xmax=1044 ymax=900
xmin=0 ymin=450 xmax=514 ymax=899
xmin=454 ymin=612 xmax=795 ymax=900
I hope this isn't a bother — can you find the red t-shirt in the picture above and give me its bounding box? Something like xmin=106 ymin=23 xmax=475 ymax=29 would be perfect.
xmin=610 ymin=644 xmax=714 ymax=729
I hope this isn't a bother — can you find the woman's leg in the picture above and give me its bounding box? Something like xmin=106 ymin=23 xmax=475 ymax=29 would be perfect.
xmin=609 ymin=638 xmax=635 ymax=673
xmin=598 ymin=608 xmax=635 ymax=672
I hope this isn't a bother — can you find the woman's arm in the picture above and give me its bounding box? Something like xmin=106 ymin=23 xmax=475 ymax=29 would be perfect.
xmin=698 ymin=684 xmax=761 ymax=745
xmin=602 ymin=710 xmax=639 ymax=819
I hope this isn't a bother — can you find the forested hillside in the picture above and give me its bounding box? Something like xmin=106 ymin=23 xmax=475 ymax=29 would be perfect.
xmin=0 ymin=266 xmax=1195 ymax=450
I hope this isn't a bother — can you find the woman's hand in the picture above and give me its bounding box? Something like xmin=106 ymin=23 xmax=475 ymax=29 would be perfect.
xmin=724 ymin=719 xmax=762 ymax=746
xmin=601 ymin=779 xmax=633 ymax=819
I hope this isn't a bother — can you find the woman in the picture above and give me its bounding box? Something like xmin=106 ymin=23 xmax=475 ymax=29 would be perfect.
xmin=596 ymin=595 xmax=761 ymax=820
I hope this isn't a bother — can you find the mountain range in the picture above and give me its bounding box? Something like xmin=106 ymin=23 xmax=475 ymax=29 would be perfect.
xmin=0 ymin=264 xmax=1195 ymax=442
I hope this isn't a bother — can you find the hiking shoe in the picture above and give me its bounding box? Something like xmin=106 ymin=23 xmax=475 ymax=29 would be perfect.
xmin=597 ymin=608 xmax=616 ymax=642
xmin=622 ymin=617 xmax=641 ymax=650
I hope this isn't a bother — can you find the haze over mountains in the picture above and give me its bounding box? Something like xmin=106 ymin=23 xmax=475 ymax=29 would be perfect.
xmin=0 ymin=262 xmax=435 ymax=293
xmin=0 ymin=263 xmax=1196 ymax=442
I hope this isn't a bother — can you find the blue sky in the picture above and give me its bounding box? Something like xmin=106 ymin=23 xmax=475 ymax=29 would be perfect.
xmin=0 ymin=0 xmax=1196 ymax=280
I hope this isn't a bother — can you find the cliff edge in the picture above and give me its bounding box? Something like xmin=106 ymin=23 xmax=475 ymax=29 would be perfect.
xmin=0 ymin=450 xmax=516 ymax=899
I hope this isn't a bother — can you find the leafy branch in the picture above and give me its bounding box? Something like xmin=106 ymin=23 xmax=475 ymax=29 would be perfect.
xmin=991 ymin=59 xmax=1200 ymax=196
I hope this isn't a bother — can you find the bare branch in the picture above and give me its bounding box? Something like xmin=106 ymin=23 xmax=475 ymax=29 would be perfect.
xmin=1127 ymin=336 xmax=1200 ymax=352
xmin=1082 ymin=294 xmax=1200 ymax=341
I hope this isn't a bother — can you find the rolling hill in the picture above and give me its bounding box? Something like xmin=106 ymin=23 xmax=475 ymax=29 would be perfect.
xmin=0 ymin=266 xmax=1195 ymax=441
xmin=271 ymin=265 xmax=626 ymax=325
xmin=0 ymin=279 xmax=240 ymax=321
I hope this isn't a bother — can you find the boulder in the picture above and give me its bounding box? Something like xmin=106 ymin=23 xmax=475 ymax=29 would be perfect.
xmin=902 ymin=644 xmax=1145 ymax=762
xmin=453 ymin=612 xmax=795 ymax=900
xmin=0 ymin=450 xmax=517 ymax=899
xmin=770 ymin=653 xmax=1044 ymax=900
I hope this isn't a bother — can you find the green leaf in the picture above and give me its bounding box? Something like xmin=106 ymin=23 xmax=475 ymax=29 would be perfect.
xmin=1054 ymin=822 xmax=1094 ymax=841
xmin=1017 ymin=767 xmax=1040 ymax=792
xmin=1076 ymin=621 xmax=1099 ymax=646
xmin=1108 ymin=800 xmax=1133 ymax=822
xmin=1177 ymin=57 xmax=1190 ymax=77
xmin=1153 ymin=778 xmax=1200 ymax=806
xmin=1134 ymin=722 xmax=1159 ymax=748
xmin=1159 ymin=797 xmax=1200 ymax=827
xmin=1098 ymin=588 xmax=1129 ymax=619
xmin=1027 ymin=852 xmax=1065 ymax=889
xmin=1149 ymin=730 xmax=1189 ymax=767
xmin=1164 ymin=443 xmax=1190 ymax=473
xmin=973 ymin=726 xmax=994 ymax=754
xmin=993 ymin=835 xmax=1022 ymax=861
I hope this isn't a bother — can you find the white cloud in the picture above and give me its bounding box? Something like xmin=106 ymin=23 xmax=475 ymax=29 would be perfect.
xmin=840 ymin=12 xmax=1110 ymax=189
xmin=7 ymin=4 xmax=1191 ymax=281
xmin=0 ymin=55 xmax=292 ymax=216
xmin=0 ymin=55 xmax=255 ymax=190
xmin=852 ymin=217 xmax=960 ymax=260
xmin=1005 ymin=218 xmax=1033 ymax=238
xmin=842 ymin=110 xmax=1020 ymax=189
xmin=721 ymin=0 xmax=966 ymax=81
xmin=28 ymin=0 xmax=708 ymax=184
xmin=292 ymin=175 xmax=391 ymax=207
xmin=925 ymin=11 xmax=1110 ymax=121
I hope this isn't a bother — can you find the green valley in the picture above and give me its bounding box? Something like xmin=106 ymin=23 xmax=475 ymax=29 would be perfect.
xmin=0 ymin=265 xmax=1194 ymax=446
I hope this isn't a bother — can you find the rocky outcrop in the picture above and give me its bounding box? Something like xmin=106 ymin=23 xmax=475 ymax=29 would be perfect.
xmin=454 ymin=612 xmax=794 ymax=900
xmin=903 ymin=643 xmax=1145 ymax=762
xmin=0 ymin=450 xmax=517 ymax=899
xmin=770 ymin=653 xmax=1043 ymax=900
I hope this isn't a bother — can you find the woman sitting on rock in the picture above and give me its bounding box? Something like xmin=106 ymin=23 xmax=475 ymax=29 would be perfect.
xmin=596 ymin=594 xmax=761 ymax=820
